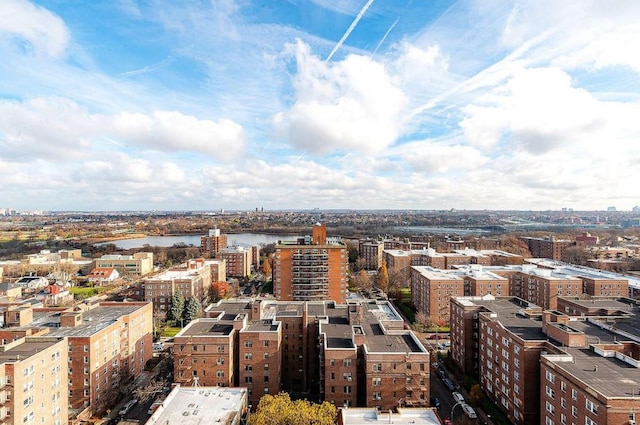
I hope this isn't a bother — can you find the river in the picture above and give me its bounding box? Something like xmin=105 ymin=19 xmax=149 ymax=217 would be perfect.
xmin=95 ymin=233 xmax=298 ymax=249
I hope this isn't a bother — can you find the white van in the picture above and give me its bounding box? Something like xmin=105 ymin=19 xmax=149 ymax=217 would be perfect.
xmin=461 ymin=403 xmax=477 ymax=419
xmin=452 ymin=392 xmax=465 ymax=404
xmin=119 ymin=399 xmax=137 ymax=416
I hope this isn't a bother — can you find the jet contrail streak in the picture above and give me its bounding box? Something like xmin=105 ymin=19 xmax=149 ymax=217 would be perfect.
xmin=373 ymin=18 xmax=398 ymax=56
xmin=325 ymin=0 xmax=375 ymax=62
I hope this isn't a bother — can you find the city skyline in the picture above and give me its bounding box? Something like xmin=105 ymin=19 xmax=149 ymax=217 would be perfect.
xmin=1 ymin=0 xmax=639 ymax=212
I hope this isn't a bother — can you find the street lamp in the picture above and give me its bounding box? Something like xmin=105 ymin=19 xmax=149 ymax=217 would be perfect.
xmin=451 ymin=401 xmax=465 ymax=423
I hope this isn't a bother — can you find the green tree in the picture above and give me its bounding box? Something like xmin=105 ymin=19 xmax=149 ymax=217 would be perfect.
xmin=248 ymin=392 xmax=336 ymax=425
xmin=169 ymin=291 xmax=185 ymax=326
xmin=184 ymin=297 xmax=203 ymax=324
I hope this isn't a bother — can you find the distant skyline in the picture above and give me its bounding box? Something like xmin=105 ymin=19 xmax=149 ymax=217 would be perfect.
xmin=1 ymin=0 xmax=639 ymax=212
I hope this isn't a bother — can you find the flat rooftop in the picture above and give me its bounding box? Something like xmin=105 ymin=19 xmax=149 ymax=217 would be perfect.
xmin=178 ymin=319 xmax=234 ymax=337
xmin=45 ymin=304 xmax=147 ymax=337
xmin=340 ymin=408 xmax=441 ymax=425
xmin=547 ymin=320 xmax=640 ymax=398
xmin=412 ymin=266 xmax=463 ymax=281
xmin=145 ymin=386 xmax=247 ymax=425
xmin=0 ymin=337 xmax=64 ymax=362
xmin=365 ymin=333 xmax=424 ymax=353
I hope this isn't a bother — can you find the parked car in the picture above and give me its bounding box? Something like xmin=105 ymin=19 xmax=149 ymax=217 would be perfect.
xmin=443 ymin=378 xmax=456 ymax=391
xmin=119 ymin=399 xmax=137 ymax=416
xmin=452 ymin=392 xmax=465 ymax=404
xmin=461 ymin=404 xmax=477 ymax=419
xmin=430 ymin=396 xmax=441 ymax=410
xmin=153 ymin=342 xmax=164 ymax=351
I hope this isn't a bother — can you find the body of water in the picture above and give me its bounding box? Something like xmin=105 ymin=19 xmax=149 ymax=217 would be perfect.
xmin=96 ymin=233 xmax=298 ymax=249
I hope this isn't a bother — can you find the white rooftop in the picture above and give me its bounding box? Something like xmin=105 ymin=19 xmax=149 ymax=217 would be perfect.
xmin=339 ymin=408 xmax=442 ymax=425
xmin=145 ymin=385 xmax=247 ymax=425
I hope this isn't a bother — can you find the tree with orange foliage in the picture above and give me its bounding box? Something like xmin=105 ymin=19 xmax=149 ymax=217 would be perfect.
xmin=208 ymin=281 xmax=229 ymax=303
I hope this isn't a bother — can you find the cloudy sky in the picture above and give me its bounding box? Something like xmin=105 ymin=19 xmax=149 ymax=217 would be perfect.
xmin=1 ymin=0 xmax=639 ymax=212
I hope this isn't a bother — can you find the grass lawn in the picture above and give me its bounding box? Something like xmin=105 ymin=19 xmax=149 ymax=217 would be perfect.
xmin=161 ymin=327 xmax=181 ymax=337
xmin=70 ymin=286 xmax=107 ymax=298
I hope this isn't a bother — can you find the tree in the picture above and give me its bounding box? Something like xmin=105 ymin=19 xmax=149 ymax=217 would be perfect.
xmin=377 ymin=262 xmax=389 ymax=293
xmin=184 ymin=297 xmax=203 ymax=324
xmin=352 ymin=269 xmax=372 ymax=293
xmin=469 ymin=384 xmax=484 ymax=407
xmin=169 ymin=291 xmax=185 ymax=326
xmin=261 ymin=256 xmax=272 ymax=276
xmin=248 ymin=392 xmax=336 ymax=425
xmin=208 ymin=281 xmax=229 ymax=303
xmin=415 ymin=311 xmax=432 ymax=332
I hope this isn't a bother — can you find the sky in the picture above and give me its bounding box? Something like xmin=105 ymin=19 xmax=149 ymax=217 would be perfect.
xmin=1 ymin=0 xmax=639 ymax=212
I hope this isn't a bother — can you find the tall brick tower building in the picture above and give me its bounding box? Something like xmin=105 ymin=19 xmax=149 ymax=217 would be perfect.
xmin=274 ymin=223 xmax=348 ymax=303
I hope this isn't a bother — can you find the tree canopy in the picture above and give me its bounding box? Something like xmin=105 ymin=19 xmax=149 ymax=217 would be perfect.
xmin=248 ymin=392 xmax=336 ymax=425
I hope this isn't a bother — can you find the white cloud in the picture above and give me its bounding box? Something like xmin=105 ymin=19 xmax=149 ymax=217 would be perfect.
xmin=0 ymin=97 xmax=246 ymax=162
xmin=112 ymin=110 xmax=246 ymax=161
xmin=0 ymin=0 xmax=69 ymax=58
xmin=274 ymin=40 xmax=407 ymax=156
xmin=460 ymin=67 xmax=613 ymax=154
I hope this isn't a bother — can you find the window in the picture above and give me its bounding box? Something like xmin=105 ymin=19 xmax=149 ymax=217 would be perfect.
xmin=264 ymin=341 xmax=269 ymax=347
xmin=217 ymin=358 xmax=224 ymax=365
xmin=561 ymin=381 xmax=566 ymax=392
xmin=344 ymin=386 xmax=351 ymax=394
xmin=244 ymin=341 xmax=253 ymax=348
xmin=546 ymin=370 xmax=555 ymax=383
xmin=217 ymin=371 xmax=224 ymax=378
xmin=546 ymin=401 xmax=555 ymax=414
xmin=372 ymin=378 xmax=381 ymax=386
xmin=546 ymin=386 xmax=555 ymax=399
xmin=244 ymin=353 xmax=253 ymax=360
xmin=572 ymin=406 xmax=578 ymax=417
xmin=245 ymin=376 xmax=252 ymax=383
xmin=343 ymin=359 xmax=351 ymax=367
xmin=372 ymin=363 xmax=381 ymax=372
xmin=585 ymin=418 xmax=595 ymax=425
xmin=585 ymin=399 xmax=598 ymax=415
xmin=572 ymin=389 xmax=578 ymax=401
xmin=372 ymin=392 xmax=381 ymax=400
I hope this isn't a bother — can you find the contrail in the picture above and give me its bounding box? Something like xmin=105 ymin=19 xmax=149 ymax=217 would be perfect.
xmin=325 ymin=0 xmax=375 ymax=62
xmin=373 ymin=17 xmax=398 ymax=56
xmin=119 ymin=56 xmax=175 ymax=77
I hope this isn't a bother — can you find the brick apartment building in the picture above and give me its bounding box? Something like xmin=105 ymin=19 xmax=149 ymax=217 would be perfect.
xmin=450 ymin=294 xmax=640 ymax=425
xmin=142 ymin=258 xmax=212 ymax=313
xmin=94 ymin=252 xmax=154 ymax=277
xmin=46 ymin=302 xmax=153 ymax=413
xmin=274 ymin=224 xmax=348 ymax=303
xmin=173 ymin=299 xmax=429 ymax=411
xmin=205 ymin=258 xmax=227 ymax=283
xmin=383 ymin=248 xmax=496 ymax=288
xmin=219 ymin=246 xmax=252 ymax=278
xmin=410 ymin=266 xmax=464 ymax=322
xmin=0 ymin=336 xmax=69 ymax=425
xmin=358 ymin=239 xmax=384 ymax=270
xmin=520 ymin=236 xmax=574 ymax=261
xmin=200 ymin=228 xmax=228 ymax=258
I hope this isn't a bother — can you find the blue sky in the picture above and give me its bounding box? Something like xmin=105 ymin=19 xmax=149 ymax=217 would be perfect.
xmin=1 ymin=0 xmax=639 ymax=212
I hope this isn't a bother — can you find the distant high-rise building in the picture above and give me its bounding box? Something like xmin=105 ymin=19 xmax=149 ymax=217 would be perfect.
xmin=274 ymin=224 xmax=348 ymax=303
